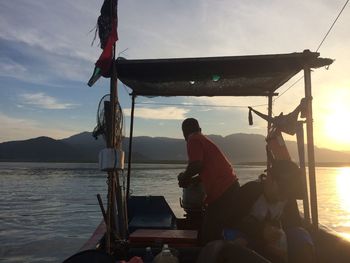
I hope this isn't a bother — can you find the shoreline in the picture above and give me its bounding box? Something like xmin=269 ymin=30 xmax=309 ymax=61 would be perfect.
xmin=1 ymin=160 xmax=350 ymax=167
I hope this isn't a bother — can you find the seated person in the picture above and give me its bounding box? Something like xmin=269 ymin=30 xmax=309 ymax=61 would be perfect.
xmin=226 ymin=160 xmax=314 ymax=263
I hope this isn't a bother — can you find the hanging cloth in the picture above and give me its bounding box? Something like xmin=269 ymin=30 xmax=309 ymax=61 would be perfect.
xmin=88 ymin=0 xmax=119 ymax=87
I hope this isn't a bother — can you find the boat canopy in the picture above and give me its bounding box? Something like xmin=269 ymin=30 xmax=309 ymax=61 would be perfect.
xmin=116 ymin=50 xmax=333 ymax=97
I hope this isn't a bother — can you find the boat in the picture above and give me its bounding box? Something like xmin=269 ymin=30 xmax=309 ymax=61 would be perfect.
xmin=63 ymin=2 xmax=350 ymax=263
xmin=63 ymin=51 xmax=350 ymax=262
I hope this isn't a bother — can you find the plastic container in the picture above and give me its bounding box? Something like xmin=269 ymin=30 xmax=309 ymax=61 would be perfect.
xmin=152 ymin=244 xmax=179 ymax=263
xmin=182 ymin=182 xmax=205 ymax=212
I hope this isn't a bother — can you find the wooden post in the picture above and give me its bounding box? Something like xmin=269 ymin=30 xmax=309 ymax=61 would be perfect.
xmin=110 ymin=44 xmax=127 ymax=241
xmin=304 ymin=65 xmax=319 ymax=228
xmin=126 ymin=94 xmax=136 ymax=199
xmin=296 ymin=121 xmax=311 ymax=223
xmin=104 ymin=100 xmax=114 ymax=253
xmin=106 ymin=0 xmax=124 ymax=248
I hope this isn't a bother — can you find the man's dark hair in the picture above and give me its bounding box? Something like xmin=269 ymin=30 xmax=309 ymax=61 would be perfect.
xmin=182 ymin=118 xmax=201 ymax=133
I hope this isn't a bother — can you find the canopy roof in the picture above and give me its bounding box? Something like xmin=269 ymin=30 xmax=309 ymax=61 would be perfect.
xmin=116 ymin=50 xmax=333 ymax=97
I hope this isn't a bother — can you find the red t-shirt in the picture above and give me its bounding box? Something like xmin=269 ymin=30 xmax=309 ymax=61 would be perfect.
xmin=187 ymin=132 xmax=237 ymax=204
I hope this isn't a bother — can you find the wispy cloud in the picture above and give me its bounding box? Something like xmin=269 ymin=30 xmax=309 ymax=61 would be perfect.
xmin=19 ymin=92 xmax=78 ymax=110
xmin=0 ymin=58 xmax=27 ymax=76
xmin=125 ymin=107 xmax=189 ymax=120
xmin=0 ymin=1 xmax=100 ymax=84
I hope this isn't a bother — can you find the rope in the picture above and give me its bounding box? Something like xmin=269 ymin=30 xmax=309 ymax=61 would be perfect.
xmin=273 ymin=75 xmax=304 ymax=103
xmin=316 ymin=0 xmax=349 ymax=52
xmin=266 ymin=0 xmax=349 ymax=103
xmin=123 ymin=1 xmax=349 ymax=113
xmin=114 ymin=100 xmax=124 ymax=148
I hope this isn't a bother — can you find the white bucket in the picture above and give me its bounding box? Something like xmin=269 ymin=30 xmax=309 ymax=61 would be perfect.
xmin=182 ymin=182 xmax=205 ymax=211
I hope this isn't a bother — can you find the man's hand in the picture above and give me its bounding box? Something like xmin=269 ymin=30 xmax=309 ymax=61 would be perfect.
xmin=178 ymin=172 xmax=191 ymax=188
xmin=178 ymin=161 xmax=202 ymax=188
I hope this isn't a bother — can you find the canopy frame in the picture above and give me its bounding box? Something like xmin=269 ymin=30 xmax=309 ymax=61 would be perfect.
xmin=121 ymin=50 xmax=333 ymax=229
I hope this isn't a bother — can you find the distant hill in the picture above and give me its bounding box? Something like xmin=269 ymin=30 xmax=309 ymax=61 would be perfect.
xmin=0 ymin=132 xmax=350 ymax=164
xmin=0 ymin=136 xmax=86 ymax=162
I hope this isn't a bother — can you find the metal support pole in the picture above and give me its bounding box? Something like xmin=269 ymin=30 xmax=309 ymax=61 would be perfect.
xmin=304 ymin=65 xmax=319 ymax=228
xmin=267 ymin=94 xmax=273 ymax=167
xmin=296 ymin=121 xmax=311 ymax=223
xmin=126 ymin=94 xmax=136 ymax=199
xmin=267 ymin=94 xmax=273 ymax=132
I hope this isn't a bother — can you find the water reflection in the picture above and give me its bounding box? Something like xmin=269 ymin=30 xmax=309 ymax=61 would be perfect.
xmin=2 ymin=163 xmax=350 ymax=261
xmin=335 ymin=167 xmax=350 ymax=240
xmin=336 ymin=167 xmax=350 ymax=213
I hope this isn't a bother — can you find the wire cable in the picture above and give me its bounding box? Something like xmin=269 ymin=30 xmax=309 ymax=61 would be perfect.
xmin=269 ymin=0 xmax=349 ymax=102
xmin=125 ymin=1 xmax=349 ymax=112
xmin=273 ymin=75 xmax=304 ymax=102
xmin=316 ymin=0 xmax=349 ymax=52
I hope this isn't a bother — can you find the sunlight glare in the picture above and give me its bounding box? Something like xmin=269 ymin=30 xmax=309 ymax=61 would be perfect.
xmin=336 ymin=167 xmax=350 ymax=213
xmin=323 ymin=94 xmax=350 ymax=149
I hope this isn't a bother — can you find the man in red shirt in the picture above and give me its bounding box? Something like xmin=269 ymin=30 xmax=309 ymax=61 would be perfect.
xmin=178 ymin=118 xmax=239 ymax=244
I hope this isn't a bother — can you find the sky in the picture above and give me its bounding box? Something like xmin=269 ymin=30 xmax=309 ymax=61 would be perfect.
xmin=0 ymin=0 xmax=350 ymax=151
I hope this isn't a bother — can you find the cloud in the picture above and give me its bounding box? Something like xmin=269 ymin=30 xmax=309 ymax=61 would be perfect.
xmin=0 ymin=1 xmax=98 ymax=60
xmin=125 ymin=107 xmax=189 ymax=120
xmin=0 ymin=113 xmax=77 ymax=142
xmin=0 ymin=58 xmax=27 ymax=76
xmin=0 ymin=1 xmax=101 ymax=84
xmin=19 ymin=92 xmax=78 ymax=110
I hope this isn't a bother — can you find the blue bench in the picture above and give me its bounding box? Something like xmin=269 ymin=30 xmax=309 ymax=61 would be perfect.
xmin=128 ymin=196 xmax=176 ymax=233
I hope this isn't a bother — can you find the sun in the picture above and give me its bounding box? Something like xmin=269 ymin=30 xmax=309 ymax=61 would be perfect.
xmin=322 ymin=91 xmax=350 ymax=150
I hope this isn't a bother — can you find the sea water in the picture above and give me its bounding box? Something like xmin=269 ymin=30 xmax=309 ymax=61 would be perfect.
xmin=1 ymin=162 xmax=350 ymax=262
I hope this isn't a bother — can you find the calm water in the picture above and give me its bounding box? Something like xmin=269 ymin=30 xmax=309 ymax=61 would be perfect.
xmin=1 ymin=162 xmax=350 ymax=262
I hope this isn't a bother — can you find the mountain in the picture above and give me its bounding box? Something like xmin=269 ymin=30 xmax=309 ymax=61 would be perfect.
xmin=0 ymin=132 xmax=350 ymax=164
xmin=0 ymin=136 xmax=86 ymax=162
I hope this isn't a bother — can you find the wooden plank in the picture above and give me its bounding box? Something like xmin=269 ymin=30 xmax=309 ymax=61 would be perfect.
xmin=129 ymin=229 xmax=198 ymax=245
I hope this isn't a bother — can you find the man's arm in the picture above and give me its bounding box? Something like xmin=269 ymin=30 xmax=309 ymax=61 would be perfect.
xmin=178 ymin=160 xmax=203 ymax=188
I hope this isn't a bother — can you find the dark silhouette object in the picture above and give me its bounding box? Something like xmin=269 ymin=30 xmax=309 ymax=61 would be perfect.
xmin=63 ymin=249 xmax=114 ymax=263
xmin=196 ymin=240 xmax=271 ymax=263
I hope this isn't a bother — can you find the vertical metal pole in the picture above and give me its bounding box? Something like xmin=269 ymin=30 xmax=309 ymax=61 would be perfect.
xmin=267 ymin=94 xmax=273 ymax=132
xmin=304 ymin=66 xmax=319 ymax=228
xmin=126 ymin=94 xmax=136 ymax=199
xmin=296 ymin=121 xmax=311 ymax=223
xmin=267 ymin=94 xmax=273 ymax=167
